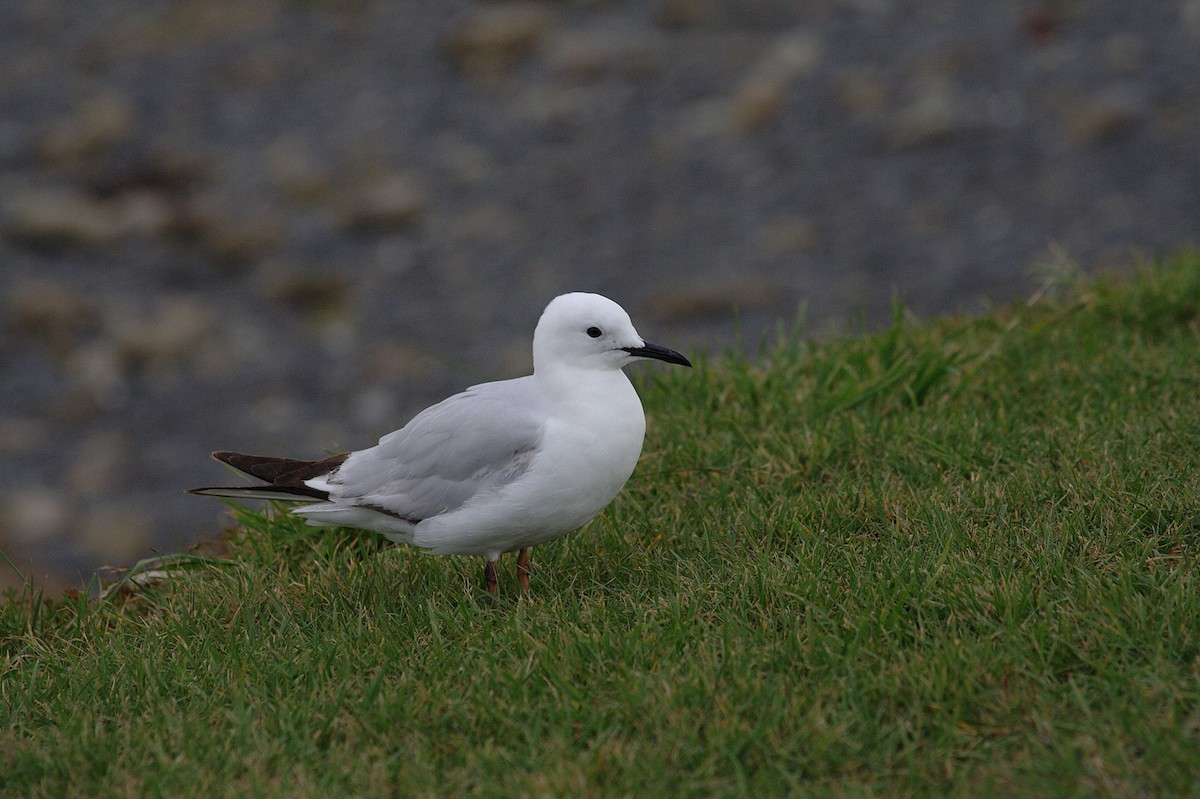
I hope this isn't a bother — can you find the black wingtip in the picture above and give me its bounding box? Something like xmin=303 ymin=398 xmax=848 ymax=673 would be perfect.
xmin=185 ymin=484 xmax=330 ymax=501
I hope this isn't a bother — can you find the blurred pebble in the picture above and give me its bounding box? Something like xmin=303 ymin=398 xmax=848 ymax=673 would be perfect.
xmin=337 ymin=173 xmax=427 ymax=232
xmin=1101 ymin=34 xmax=1147 ymax=75
xmin=836 ymin=65 xmax=890 ymax=118
xmin=0 ymin=487 xmax=69 ymax=545
xmin=78 ymin=503 xmax=153 ymax=564
xmin=360 ymin=340 xmax=443 ymax=383
xmin=113 ymin=190 xmax=175 ymax=238
xmin=66 ymin=430 xmax=130 ymax=498
xmin=6 ymin=280 xmax=98 ymax=358
xmin=176 ymin=200 xmax=285 ymax=265
xmin=434 ymin=133 xmax=498 ymax=185
xmin=1058 ymin=84 xmax=1145 ymax=144
xmin=2 ymin=186 xmax=123 ymax=249
xmin=254 ymin=261 xmax=351 ymax=323
xmin=444 ymin=3 xmax=557 ymax=83
xmin=654 ymin=0 xmax=721 ymax=28
xmin=545 ymin=24 xmax=658 ymax=83
xmin=0 ymin=418 xmax=46 ymax=455
xmin=888 ymin=79 xmax=961 ymax=149
xmin=250 ymin=393 xmax=304 ymax=437
xmin=645 ymin=278 xmax=788 ymax=324
xmin=265 ymin=135 xmax=336 ymax=202
xmin=352 ymin=387 xmax=396 ymax=430
xmin=37 ymin=90 xmax=136 ymax=166
xmin=64 ymin=339 xmax=129 ymax=412
xmin=110 ymin=297 xmax=216 ymax=374
xmin=758 ymin=217 xmax=819 ymax=257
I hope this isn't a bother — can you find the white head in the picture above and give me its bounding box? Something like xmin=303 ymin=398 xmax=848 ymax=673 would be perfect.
xmin=532 ymin=292 xmax=691 ymax=373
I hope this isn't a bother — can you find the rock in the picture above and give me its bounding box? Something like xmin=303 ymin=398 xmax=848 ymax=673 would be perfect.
xmin=654 ymin=0 xmax=720 ymax=28
xmin=983 ymin=89 xmax=1028 ymax=129
xmin=265 ymin=135 xmax=336 ymax=202
xmin=113 ymin=190 xmax=175 ymax=238
xmin=677 ymin=29 xmax=822 ymax=136
xmin=907 ymin=201 xmax=945 ymax=235
xmin=66 ymin=431 xmax=130 ymax=498
xmin=360 ymin=340 xmax=443 ymax=383
xmin=254 ymin=261 xmax=351 ymax=323
xmin=175 ymin=201 xmax=285 ymax=265
xmin=732 ymin=30 xmax=821 ymax=133
xmin=434 ymin=133 xmax=498 ymax=185
xmin=0 ymin=417 xmax=46 ymax=456
xmin=757 ymin=29 xmax=823 ymax=81
xmin=37 ymin=90 xmax=136 ymax=165
xmin=545 ymin=24 xmax=658 ymax=83
xmin=64 ymin=339 xmax=129 ymax=412
xmin=352 ymin=387 xmax=397 ymax=430
xmin=6 ymin=280 xmax=99 ymax=358
xmin=144 ymin=140 xmax=218 ymax=188
xmin=78 ymin=503 xmax=153 ymax=564
xmin=82 ymin=144 xmax=211 ymax=210
xmin=437 ymin=202 xmax=528 ymax=249
xmin=0 ymin=487 xmax=70 ymax=545
xmin=1058 ymin=84 xmax=1145 ymax=144
xmin=86 ymin=0 xmax=280 ymax=61
xmin=645 ymin=278 xmax=788 ymax=324
xmin=337 ymin=173 xmax=426 ymax=232
xmin=758 ymin=217 xmax=819 ymax=257
xmin=1021 ymin=7 xmax=1063 ymax=46
xmin=110 ymin=297 xmax=216 ymax=374
xmin=513 ymin=84 xmax=588 ymax=131
xmin=493 ymin=336 xmax=533 ymax=379
xmin=730 ymin=78 xmax=789 ymax=134
xmin=2 ymin=186 xmax=123 ymax=249
xmin=676 ymin=98 xmax=734 ymax=139
xmin=654 ymin=0 xmax=788 ymax=29
xmin=205 ymin=214 xmax=285 ymax=264
xmin=836 ymin=65 xmax=890 ymax=118
xmin=888 ymin=79 xmax=961 ymax=149
xmin=444 ymin=3 xmax=557 ymax=82
xmin=1101 ymin=33 xmax=1147 ymax=75
xmin=192 ymin=318 xmax=270 ymax=379
xmin=250 ymin=393 xmax=304 ymax=438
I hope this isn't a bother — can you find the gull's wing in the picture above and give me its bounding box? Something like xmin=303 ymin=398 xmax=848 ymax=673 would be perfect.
xmin=319 ymin=378 xmax=546 ymax=522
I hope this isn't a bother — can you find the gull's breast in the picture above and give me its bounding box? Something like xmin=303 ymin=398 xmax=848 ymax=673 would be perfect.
xmin=413 ymin=375 xmax=647 ymax=555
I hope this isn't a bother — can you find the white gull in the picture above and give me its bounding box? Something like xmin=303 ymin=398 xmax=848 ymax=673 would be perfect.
xmin=189 ymin=292 xmax=691 ymax=594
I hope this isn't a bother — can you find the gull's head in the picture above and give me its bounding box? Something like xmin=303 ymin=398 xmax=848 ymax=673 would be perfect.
xmin=532 ymin=292 xmax=692 ymax=373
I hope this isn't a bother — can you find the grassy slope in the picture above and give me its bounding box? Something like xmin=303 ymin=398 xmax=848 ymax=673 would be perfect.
xmin=3 ymin=254 xmax=1200 ymax=798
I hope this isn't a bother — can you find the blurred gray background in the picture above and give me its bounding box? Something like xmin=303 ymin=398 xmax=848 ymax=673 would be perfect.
xmin=2 ymin=0 xmax=1199 ymax=592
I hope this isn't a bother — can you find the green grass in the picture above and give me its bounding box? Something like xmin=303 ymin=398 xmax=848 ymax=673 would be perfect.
xmin=4 ymin=252 xmax=1200 ymax=798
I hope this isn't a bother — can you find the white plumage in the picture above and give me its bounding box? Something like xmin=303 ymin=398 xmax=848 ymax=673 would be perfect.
xmin=190 ymin=292 xmax=691 ymax=593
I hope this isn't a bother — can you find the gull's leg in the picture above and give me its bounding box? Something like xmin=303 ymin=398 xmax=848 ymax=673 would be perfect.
xmin=485 ymin=558 xmax=499 ymax=595
xmin=516 ymin=548 xmax=531 ymax=593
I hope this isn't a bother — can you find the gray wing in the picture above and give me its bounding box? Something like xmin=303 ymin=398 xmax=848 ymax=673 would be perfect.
xmin=321 ymin=379 xmax=545 ymax=522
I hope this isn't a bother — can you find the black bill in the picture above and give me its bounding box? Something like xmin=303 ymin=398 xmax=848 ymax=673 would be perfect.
xmin=622 ymin=341 xmax=692 ymax=367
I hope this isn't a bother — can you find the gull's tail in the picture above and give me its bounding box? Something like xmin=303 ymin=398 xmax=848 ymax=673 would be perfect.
xmin=186 ymin=450 xmax=349 ymax=502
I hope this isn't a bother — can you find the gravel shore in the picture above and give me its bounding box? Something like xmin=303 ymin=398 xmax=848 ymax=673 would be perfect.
xmin=2 ymin=0 xmax=1198 ymax=591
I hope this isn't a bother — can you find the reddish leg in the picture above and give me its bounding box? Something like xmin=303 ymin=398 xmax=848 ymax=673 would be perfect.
xmin=516 ymin=548 xmax=531 ymax=593
xmin=485 ymin=558 xmax=499 ymax=595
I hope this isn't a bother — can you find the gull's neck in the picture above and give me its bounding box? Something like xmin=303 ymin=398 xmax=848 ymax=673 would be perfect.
xmin=533 ymin=361 xmax=633 ymax=403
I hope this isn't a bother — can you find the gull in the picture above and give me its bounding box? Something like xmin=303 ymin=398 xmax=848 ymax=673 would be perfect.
xmin=189 ymin=292 xmax=691 ymax=594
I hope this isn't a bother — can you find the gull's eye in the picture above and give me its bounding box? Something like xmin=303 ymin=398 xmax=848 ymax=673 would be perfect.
xmin=587 ymin=326 xmax=602 ymax=338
